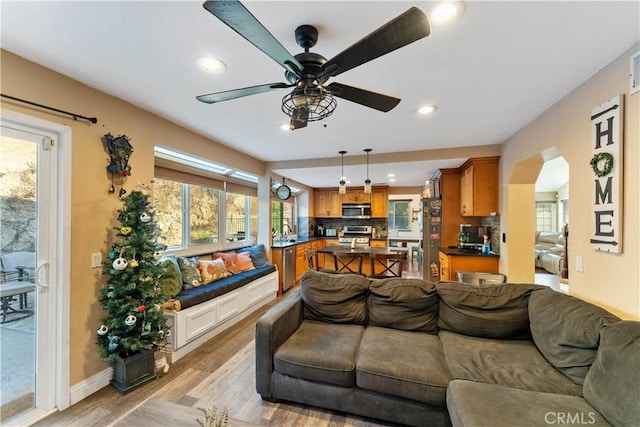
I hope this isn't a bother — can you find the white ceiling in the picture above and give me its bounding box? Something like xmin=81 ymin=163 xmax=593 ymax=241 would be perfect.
xmin=1 ymin=1 xmax=638 ymax=189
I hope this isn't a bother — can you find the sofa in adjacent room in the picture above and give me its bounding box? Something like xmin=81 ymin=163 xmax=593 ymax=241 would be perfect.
xmin=534 ymin=231 xmax=565 ymax=275
xmin=255 ymin=271 xmax=639 ymax=427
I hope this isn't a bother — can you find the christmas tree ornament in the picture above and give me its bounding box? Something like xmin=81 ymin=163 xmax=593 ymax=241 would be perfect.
xmin=112 ymin=257 xmax=128 ymax=270
xmin=124 ymin=314 xmax=137 ymax=326
xmin=150 ymin=304 xmax=161 ymax=313
xmin=141 ymin=321 xmax=152 ymax=336
xmin=153 ymin=251 xmax=162 ymax=260
xmin=119 ymin=187 xmax=127 ymax=198
xmin=120 ymin=226 xmax=133 ymax=235
xmin=109 ymin=247 xmax=118 ymax=260
xmin=129 ymin=259 xmax=139 ymax=268
xmin=139 ymin=212 xmax=151 ymax=223
xmin=107 ymin=335 xmax=120 ymax=352
xmin=107 ymin=286 xmax=115 ymax=298
xmin=138 ymin=304 xmax=146 ymax=312
xmin=97 ymin=325 xmax=109 ymax=336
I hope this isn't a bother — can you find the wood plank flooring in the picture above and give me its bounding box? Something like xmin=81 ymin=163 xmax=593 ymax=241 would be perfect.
xmin=34 ymin=296 xmax=395 ymax=427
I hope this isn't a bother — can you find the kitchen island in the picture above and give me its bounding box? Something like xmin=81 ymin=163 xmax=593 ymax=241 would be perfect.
xmin=316 ymin=245 xmax=407 ymax=277
xmin=438 ymin=247 xmax=500 ymax=282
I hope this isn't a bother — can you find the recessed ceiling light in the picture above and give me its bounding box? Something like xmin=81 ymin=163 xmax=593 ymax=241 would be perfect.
xmin=388 ymin=178 xmax=396 ymax=182
xmin=430 ymin=1 xmax=463 ymax=24
xmin=387 ymin=174 xmax=396 ymax=178
xmin=196 ymin=56 xmax=226 ymax=73
xmin=418 ymin=105 xmax=438 ymax=115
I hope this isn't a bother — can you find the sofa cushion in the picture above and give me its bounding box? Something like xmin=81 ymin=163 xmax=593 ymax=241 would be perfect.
xmin=583 ymin=321 xmax=640 ymax=427
xmin=367 ymin=278 xmax=438 ymax=334
xmin=274 ymin=320 xmax=364 ymax=387
xmin=439 ymin=330 xmax=582 ymax=396
xmin=213 ymin=252 xmax=240 ymax=274
xmin=236 ymin=252 xmax=255 ymax=272
xmin=299 ymin=270 xmax=370 ymax=324
xmin=529 ymin=289 xmax=620 ymax=385
xmin=197 ymin=259 xmax=229 ymax=284
xmin=436 ymin=282 xmax=544 ymax=339
xmin=357 ymin=326 xmax=451 ymax=407
xmin=447 ymin=380 xmax=609 ymax=427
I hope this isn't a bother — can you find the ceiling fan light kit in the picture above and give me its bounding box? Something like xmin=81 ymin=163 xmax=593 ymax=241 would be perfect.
xmin=198 ymin=0 xmax=431 ymax=130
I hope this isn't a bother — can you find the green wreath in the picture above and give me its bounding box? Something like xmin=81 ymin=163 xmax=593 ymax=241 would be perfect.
xmin=590 ymin=152 xmax=614 ymax=177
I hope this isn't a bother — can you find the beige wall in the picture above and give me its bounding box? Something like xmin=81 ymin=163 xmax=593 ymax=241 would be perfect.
xmin=500 ymin=43 xmax=640 ymax=320
xmin=1 ymin=50 xmax=269 ymax=386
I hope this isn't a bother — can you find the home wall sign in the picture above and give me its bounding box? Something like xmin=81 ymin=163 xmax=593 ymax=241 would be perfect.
xmin=590 ymin=95 xmax=623 ymax=253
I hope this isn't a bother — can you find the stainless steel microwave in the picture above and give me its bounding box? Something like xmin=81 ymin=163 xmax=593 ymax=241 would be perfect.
xmin=342 ymin=203 xmax=371 ymax=219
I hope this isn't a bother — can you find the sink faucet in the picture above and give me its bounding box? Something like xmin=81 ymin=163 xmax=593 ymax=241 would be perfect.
xmin=282 ymin=224 xmax=293 ymax=237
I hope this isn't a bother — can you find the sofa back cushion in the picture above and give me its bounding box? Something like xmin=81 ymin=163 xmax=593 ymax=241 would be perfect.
xmin=583 ymin=321 xmax=640 ymax=427
xmin=368 ymin=278 xmax=438 ymax=334
xmin=529 ymin=289 xmax=620 ymax=385
xmin=299 ymin=270 xmax=369 ymax=324
xmin=436 ymin=282 xmax=543 ymax=339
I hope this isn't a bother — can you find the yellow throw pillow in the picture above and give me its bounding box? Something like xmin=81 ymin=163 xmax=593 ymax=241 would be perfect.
xmin=197 ymin=259 xmax=229 ymax=284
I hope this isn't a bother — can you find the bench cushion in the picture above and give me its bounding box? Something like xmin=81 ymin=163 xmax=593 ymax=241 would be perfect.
xmin=274 ymin=320 xmax=364 ymax=387
xmin=172 ymin=264 xmax=276 ymax=310
xmin=529 ymin=289 xmax=620 ymax=385
xmin=357 ymin=326 xmax=450 ymax=407
xmin=439 ymin=330 xmax=582 ymax=396
xmin=583 ymin=321 xmax=640 ymax=427
xmin=447 ymin=380 xmax=609 ymax=427
xmin=436 ymin=282 xmax=543 ymax=339
xmin=367 ymin=278 xmax=438 ymax=334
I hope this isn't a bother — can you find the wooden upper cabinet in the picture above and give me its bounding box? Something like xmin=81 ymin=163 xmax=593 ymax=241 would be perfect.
xmin=371 ymin=187 xmax=388 ymax=218
xmin=459 ymin=156 xmax=500 ymax=217
xmin=342 ymin=189 xmax=369 ymax=204
xmin=315 ymin=190 xmax=341 ymax=217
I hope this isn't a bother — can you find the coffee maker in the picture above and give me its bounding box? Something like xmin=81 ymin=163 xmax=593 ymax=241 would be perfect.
xmin=313 ymin=224 xmax=325 ymax=237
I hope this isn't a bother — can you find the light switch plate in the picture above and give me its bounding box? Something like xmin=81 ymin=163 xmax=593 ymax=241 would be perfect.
xmin=91 ymin=252 xmax=102 ymax=268
xmin=575 ymin=256 xmax=583 ymax=272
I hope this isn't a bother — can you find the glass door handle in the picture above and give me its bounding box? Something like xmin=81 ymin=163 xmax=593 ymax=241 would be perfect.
xmin=35 ymin=262 xmax=49 ymax=290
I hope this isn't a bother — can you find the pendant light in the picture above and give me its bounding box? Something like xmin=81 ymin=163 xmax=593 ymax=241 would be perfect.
xmin=363 ymin=148 xmax=372 ymax=194
xmin=338 ymin=150 xmax=347 ymax=194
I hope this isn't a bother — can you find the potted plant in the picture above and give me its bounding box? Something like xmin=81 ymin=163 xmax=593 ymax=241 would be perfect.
xmin=97 ymin=184 xmax=170 ymax=394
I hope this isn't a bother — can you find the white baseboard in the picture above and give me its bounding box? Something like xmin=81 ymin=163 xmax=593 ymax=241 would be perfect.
xmin=69 ymin=367 xmax=112 ymax=406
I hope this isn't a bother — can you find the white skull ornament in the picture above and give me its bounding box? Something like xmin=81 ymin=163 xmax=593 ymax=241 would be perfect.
xmin=112 ymin=257 xmax=128 ymax=270
xmin=140 ymin=212 xmax=151 ymax=223
xmin=97 ymin=325 xmax=109 ymax=336
xmin=124 ymin=314 xmax=137 ymax=327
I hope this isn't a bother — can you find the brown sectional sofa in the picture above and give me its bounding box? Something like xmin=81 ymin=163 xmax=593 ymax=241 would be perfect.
xmin=255 ymin=271 xmax=639 ymax=427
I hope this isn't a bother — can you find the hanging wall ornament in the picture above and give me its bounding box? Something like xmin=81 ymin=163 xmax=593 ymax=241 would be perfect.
xmin=103 ymin=133 xmax=133 ymax=188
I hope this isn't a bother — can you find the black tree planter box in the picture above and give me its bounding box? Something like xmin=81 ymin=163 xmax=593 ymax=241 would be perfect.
xmin=111 ymin=348 xmax=157 ymax=394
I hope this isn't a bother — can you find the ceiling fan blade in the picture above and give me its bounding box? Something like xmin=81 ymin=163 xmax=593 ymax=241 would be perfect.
xmin=203 ymin=1 xmax=303 ymax=76
xmin=327 ymin=82 xmax=400 ymax=112
xmin=196 ymin=82 xmax=292 ymax=104
xmin=290 ymin=107 xmax=309 ymax=130
xmin=322 ymin=6 xmax=430 ymax=78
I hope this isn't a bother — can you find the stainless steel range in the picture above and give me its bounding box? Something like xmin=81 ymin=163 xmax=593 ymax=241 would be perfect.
xmin=339 ymin=225 xmax=372 ymax=246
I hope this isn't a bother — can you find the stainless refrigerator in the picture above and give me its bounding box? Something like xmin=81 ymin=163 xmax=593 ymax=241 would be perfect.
xmin=422 ymin=198 xmax=442 ymax=281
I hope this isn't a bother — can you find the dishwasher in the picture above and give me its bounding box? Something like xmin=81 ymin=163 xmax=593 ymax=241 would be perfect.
xmin=282 ymin=246 xmax=296 ymax=292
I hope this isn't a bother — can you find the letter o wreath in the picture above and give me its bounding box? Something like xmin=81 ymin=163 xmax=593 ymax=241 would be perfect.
xmin=590 ymin=152 xmax=613 ymax=177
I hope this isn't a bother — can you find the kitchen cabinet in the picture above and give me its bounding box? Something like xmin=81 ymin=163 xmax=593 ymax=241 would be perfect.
xmin=439 ymin=250 xmax=499 ymax=282
xmin=459 ymin=156 xmax=500 ymax=217
xmin=295 ymin=243 xmax=312 ymax=283
xmin=315 ymin=190 xmax=342 ymax=217
xmin=343 ymin=189 xmax=370 ymax=204
xmin=370 ymin=239 xmax=387 ymax=248
xmin=370 ymin=187 xmax=388 ymax=218
xmin=436 ymin=169 xmax=480 ymax=249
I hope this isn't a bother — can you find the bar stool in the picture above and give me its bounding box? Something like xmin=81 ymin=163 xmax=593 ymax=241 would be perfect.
xmin=333 ymin=251 xmax=365 ymax=275
xmin=305 ymin=248 xmax=335 ymax=273
xmin=370 ymin=252 xmax=405 ymax=278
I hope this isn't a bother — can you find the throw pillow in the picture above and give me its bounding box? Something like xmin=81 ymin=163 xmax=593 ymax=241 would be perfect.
xmin=240 ymin=244 xmax=269 ymax=268
xmin=236 ymin=252 xmax=255 ymax=272
xmin=436 ymin=281 xmax=545 ymax=339
xmin=213 ymin=252 xmax=240 ymax=274
xmin=583 ymin=321 xmax=640 ymax=427
xmin=529 ymin=288 xmax=621 ymax=385
xmin=177 ymin=256 xmax=202 ymax=290
xmin=299 ymin=270 xmax=370 ymax=324
xmin=197 ymin=259 xmax=229 ymax=284
xmin=158 ymin=258 xmax=183 ymax=299
xmin=368 ymin=278 xmax=438 ymax=334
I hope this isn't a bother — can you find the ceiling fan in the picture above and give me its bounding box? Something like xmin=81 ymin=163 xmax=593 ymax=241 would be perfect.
xmin=196 ymin=0 xmax=431 ymax=130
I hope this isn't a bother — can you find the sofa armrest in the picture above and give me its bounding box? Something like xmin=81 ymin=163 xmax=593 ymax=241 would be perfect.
xmin=255 ymin=290 xmax=304 ymax=398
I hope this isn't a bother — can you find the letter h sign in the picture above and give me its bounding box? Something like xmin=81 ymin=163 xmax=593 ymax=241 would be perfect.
xmin=590 ymin=95 xmax=623 ymax=253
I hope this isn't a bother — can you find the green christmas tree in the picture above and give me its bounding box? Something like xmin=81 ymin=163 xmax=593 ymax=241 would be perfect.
xmin=97 ymin=185 xmax=169 ymax=359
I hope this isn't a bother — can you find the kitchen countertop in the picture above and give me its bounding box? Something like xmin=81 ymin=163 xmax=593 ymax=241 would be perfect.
xmin=316 ymin=245 xmax=408 ymax=256
xmin=440 ymin=247 xmax=500 ymax=257
xmin=271 ymin=237 xmax=324 ymax=248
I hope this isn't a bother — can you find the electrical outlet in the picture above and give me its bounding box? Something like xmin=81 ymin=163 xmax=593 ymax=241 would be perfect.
xmin=91 ymin=252 xmax=102 ymax=268
xmin=575 ymin=256 xmax=583 ymax=272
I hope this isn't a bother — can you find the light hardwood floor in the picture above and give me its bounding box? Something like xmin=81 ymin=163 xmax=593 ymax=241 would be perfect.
xmin=34 ymin=293 xmax=396 ymax=427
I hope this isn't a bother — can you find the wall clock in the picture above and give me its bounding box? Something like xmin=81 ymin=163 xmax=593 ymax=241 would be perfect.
xmin=276 ymin=178 xmax=291 ymax=200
